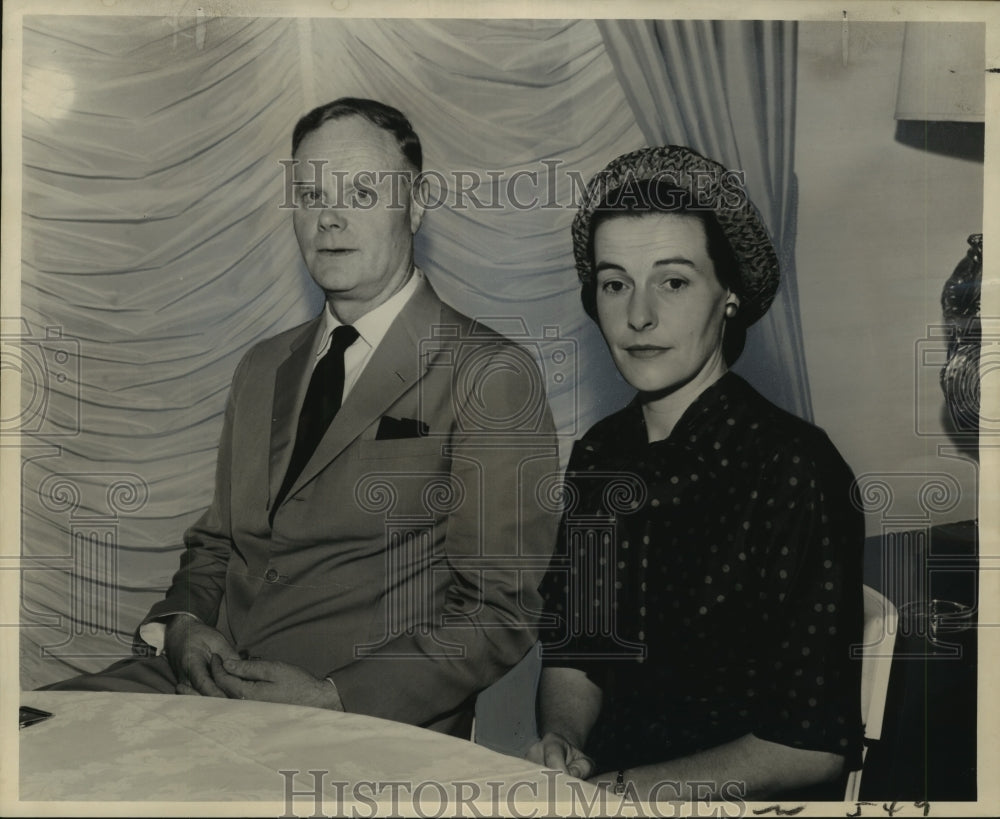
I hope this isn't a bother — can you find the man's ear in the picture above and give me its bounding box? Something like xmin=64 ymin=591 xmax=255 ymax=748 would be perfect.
xmin=409 ymin=175 xmax=429 ymax=234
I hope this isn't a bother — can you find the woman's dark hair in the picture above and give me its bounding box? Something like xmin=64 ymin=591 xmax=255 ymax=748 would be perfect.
xmin=291 ymin=97 xmax=422 ymax=172
xmin=582 ymin=177 xmax=748 ymax=366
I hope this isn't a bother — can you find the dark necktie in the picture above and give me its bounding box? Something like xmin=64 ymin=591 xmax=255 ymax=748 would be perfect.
xmin=275 ymin=324 xmax=359 ymax=511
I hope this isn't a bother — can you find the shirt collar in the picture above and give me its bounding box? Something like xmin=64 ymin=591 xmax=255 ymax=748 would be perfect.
xmin=316 ymin=267 xmax=423 ymax=357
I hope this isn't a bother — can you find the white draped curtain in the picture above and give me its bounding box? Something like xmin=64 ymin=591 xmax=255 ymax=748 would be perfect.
xmin=17 ymin=16 xmax=805 ymax=687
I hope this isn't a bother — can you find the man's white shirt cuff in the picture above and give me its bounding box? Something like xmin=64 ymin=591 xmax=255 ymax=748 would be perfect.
xmin=138 ymin=611 xmax=201 ymax=655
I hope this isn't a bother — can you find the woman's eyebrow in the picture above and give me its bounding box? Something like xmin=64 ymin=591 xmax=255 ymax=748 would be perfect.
xmin=595 ymin=257 xmax=698 ymax=274
xmin=594 ymin=260 xmax=627 ymax=275
xmin=652 ymin=257 xmax=696 ymax=268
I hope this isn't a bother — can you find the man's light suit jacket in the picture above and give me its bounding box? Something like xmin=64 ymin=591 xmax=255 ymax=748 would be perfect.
xmin=144 ymin=277 xmax=562 ymax=735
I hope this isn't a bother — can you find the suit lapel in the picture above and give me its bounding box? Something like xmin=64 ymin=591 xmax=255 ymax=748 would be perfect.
xmin=268 ymin=318 xmax=323 ymax=509
xmin=280 ymin=277 xmax=443 ymax=505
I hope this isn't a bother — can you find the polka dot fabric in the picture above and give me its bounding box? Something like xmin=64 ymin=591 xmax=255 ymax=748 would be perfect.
xmin=539 ymin=372 xmax=864 ymax=776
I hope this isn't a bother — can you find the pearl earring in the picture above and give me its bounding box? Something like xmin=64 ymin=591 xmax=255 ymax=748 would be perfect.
xmin=725 ymin=303 xmax=739 ymax=318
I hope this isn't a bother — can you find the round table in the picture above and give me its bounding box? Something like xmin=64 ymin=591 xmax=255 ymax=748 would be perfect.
xmin=18 ymin=691 xmax=602 ymax=813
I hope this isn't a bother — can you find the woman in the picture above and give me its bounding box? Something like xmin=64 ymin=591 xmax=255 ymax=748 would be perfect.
xmin=528 ymin=146 xmax=864 ymax=801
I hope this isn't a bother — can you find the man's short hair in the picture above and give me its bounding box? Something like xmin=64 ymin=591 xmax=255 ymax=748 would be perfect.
xmin=291 ymin=97 xmax=422 ymax=172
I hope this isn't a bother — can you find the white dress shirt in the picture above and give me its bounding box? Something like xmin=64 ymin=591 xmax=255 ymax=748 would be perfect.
xmin=312 ymin=266 xmax=423 ymax=399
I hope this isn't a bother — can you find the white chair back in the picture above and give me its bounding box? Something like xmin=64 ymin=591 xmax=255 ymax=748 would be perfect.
xmin=845 ymin=585 xmax=898 ymax=801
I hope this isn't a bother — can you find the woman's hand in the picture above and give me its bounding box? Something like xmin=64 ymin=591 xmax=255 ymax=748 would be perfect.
xmin=525 ymin=732 xmax=595 ymax=780
xmin=529 ymin=667 xmax=602 ymax=779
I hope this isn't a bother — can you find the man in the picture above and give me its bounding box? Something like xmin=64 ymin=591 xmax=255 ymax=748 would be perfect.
xmin=46 ymin=98 xmax=561 ymax=738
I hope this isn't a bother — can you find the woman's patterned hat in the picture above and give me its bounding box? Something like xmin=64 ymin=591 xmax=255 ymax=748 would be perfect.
xmin=571 ymin=145 xmax=781 ymax=326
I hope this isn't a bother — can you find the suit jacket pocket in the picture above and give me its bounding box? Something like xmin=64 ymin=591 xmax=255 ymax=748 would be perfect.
xmin=356 ymin=437 xmax=447 ymax=461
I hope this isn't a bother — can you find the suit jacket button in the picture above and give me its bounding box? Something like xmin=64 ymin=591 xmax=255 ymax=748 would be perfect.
xmin=264 ymin=568 xmax=279 ymax=583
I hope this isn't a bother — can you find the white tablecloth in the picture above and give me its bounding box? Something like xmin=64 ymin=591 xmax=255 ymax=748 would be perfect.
xmin=18 ymin=691 xmax=603 ymax=813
